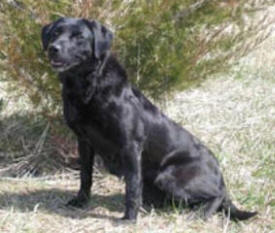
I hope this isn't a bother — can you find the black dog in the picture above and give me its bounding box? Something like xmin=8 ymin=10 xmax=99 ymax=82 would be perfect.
xmin=41 ymin=17 xmax=256 ymax=221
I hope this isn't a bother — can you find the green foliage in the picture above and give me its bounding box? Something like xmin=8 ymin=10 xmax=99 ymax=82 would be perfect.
xmin=113 ymin=0 xmax=272 ymax=96
xmin=0 ymin=0 xmax=65 ymax=116
xmin=0 ymin=0 xmax=272 ymax=115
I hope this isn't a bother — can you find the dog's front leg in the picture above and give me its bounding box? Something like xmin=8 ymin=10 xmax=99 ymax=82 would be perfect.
xmin=121 ymin=142 xmax=143 ymax=221
xmin=67 ymin=137 xmax=95 ymax=207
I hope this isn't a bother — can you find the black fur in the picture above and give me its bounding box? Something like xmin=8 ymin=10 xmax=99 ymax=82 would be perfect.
xmin=41 ymin=17 xmax=257 ymax=221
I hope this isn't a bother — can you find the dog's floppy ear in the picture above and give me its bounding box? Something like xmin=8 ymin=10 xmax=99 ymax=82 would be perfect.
xmin=83 ymin=19 xmax=113 ymax=59
xmin=41 ymin=22 xmax=54 ymax=51
xmin=41 ymin=18 xmax=64 ymax=50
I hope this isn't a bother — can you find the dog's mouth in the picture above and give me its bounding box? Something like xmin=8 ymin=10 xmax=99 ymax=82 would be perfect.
xmin=50 ymin=59 xmax=66 ymax=68
xmin=49 ymin=56 xmax=82 ymax=72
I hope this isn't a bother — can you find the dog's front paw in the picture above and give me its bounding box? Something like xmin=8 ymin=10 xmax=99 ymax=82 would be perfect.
xmin=66 ymin=195 xmax=89 ymax=208
xmin=121 ymin=210 xmax=138 ymax=222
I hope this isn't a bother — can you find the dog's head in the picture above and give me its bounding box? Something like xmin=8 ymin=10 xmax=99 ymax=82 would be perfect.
xmin=41 ymin=17 xmax=113 ymax=72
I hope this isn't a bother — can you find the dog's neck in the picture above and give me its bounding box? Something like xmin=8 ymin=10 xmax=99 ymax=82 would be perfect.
xmin=58 ymin=52 xmax=117 ymax=105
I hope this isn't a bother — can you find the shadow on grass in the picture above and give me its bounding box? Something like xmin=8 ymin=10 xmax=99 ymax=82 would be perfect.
xmin=0 ymin=112 xmax=127 ymax=220
xmin=0 ymin=187 xmax=126 ymax=220
xmin=0 ymin=111 xmax=80 ymax=176
xmin=0 ymin=186 xmax=197 ymax=223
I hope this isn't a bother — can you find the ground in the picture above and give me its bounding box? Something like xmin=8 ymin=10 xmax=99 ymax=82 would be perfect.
xmin=0 ymin=23 xmax=274 ymax=233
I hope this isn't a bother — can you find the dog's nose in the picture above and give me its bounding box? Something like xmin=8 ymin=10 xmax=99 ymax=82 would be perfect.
xmin=48 ymin=44 xmax=61 ymax=56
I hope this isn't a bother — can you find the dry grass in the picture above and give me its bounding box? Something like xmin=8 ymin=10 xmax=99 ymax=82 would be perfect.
xmin=0 ymin=20 xmax=275 ymax=233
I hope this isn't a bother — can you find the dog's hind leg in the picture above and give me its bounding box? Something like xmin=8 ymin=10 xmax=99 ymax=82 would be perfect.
xmin=202 ymin=196 xmax=224 ymax=220
xmin=142 ymin=181 xmax=166 ymax=208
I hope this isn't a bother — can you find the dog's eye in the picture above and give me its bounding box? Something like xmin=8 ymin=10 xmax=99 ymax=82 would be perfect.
xmin=53 ymin=32 xmax=58 ymax=37
xmin=53 ymin=30 xmax=61 ymax=38
xmin=72 ymin=32 xmax=84 ymax=39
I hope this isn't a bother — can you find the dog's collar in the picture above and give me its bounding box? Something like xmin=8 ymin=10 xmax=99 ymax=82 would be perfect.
xmin=82 ymin=51 xmax=110 ymax=104
xmin=95 ymin=51 xmax=110 ymax=78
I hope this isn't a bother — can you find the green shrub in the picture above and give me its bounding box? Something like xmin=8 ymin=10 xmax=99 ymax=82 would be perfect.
xmin=113 ymin=0 xmax=273 ymax=97
xmin=0 ymin=0 xmax=273 ymax=115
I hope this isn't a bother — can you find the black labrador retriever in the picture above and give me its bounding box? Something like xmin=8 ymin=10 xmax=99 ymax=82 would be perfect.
xmin=41 ymin=17 xmax=257 ymax=221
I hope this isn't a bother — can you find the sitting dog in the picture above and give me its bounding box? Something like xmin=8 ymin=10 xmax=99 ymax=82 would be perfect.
xmin=41 ymin=17 xmax=257 ymax=221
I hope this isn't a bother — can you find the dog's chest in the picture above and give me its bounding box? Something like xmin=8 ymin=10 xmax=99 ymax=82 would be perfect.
xmin=63 ymin=89 xmax=123 ymax=153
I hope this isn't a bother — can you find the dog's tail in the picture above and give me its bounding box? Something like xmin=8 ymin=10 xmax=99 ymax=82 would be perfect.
xmin=221 ymin=196 xmax=257 ymax=221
